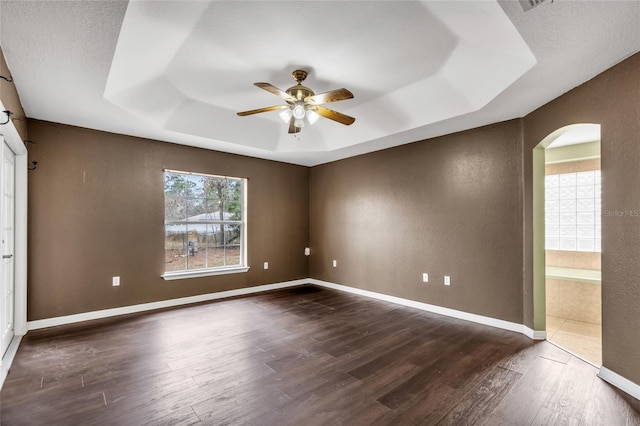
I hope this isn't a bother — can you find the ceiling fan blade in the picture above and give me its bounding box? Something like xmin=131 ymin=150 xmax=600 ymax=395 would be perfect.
xmin=307 ymin=88 xmax=354 ymax=105
xmin=288 ymin=116 xmax=301 ymax=134
xmin=237 ymin=105 xmax=289 ymax=116
xmin=254 ymin=82 xmax=294 ymax=101
xmin=315 ymin=106 xmax=356 ymax=126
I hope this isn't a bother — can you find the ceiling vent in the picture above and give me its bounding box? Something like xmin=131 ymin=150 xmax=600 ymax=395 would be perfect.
xmin=519 ymin=0 xmax=552 ymax=12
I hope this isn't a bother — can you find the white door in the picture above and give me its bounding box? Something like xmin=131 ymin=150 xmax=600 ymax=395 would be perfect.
xmin=0 ymin=139 xmax=15 ymax=357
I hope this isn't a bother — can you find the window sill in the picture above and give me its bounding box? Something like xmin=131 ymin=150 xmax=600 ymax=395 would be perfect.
xmin=545 ymin=266 xmax=601 ymax=285
xmin=162 ymin=266 xmax=250 ymax=281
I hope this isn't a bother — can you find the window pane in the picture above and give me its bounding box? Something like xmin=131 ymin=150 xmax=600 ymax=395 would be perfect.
xmin=206 ymin=224 xmax=225 ymax=268
xmin=187 ymin=198 xmax=207 ymax=220
xmin=186 ymin=224 xmax=206 ymax=270
xmin=560 ymin=238 xmax=577 ymax=251
xmin=546 ymin=238 xmax=559 ymax=250
xmin=545 ymin=186 xmax=560 ymax=201
xmin=546 ymin=226 xmax=559 ymax=237
xmin=576 ymin=171 xmax=595 ymax=186
xmin=165 ymin=173 xmax=195 ymax=198
xmin=545 ymin=200 xmax=559 ymax=212
xmin=559 ymin=186 xmax=577 ymax=200
xmin=577 ymin=239 xmax=595 ymax=252
xmin=545 ymin=175 xmax=559 ymax=188
xmin=224 ymin=224 xmax=242 ymax=266
xmin=165 ymin=196 xmax=187 ymax=222
xmin=224 ymin=179 xmax=243 ymax=220
xmin=165 ymin=226 xmax=186 ymax=272
xmin=545 ymin=212 xmax=560 ymax=225
xmin=559 ymin=173 xmax=576 ymax=187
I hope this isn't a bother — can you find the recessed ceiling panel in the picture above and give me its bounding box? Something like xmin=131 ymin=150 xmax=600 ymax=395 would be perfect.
xmin=104 ymin=0 xmax=536 ymax=153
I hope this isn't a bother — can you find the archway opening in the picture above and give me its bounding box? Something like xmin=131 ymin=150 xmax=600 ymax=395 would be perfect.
xmin=533 ymin=123 xmax=602 ymax=366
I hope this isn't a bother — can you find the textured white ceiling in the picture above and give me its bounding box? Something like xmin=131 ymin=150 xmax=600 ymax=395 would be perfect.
xmin=1 ymin=1 xmax=639 ymax=166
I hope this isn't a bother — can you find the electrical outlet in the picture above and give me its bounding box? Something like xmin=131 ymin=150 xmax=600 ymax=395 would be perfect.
xmin=333 ymin=260 xmax=337 ymax=268
xmin=263 ymin=262 xmax=269 ymax=269
xmin=112 ymin=276 xmax=120 ymax=287
xmin=422 ymin=273 xmax=429 ymax=283
xmin=444 ymin=275 xmax=451 ymax=286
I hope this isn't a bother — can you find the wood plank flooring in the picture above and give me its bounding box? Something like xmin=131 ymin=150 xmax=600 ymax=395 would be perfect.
xmin=1 ymin=285 xmax=638 ymax=425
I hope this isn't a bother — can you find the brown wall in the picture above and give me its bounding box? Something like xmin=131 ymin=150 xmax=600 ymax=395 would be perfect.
xmin=0 ymin=47 xmax=27 ymax=140
xmin=19 ymin=48 xmax=640 ymax=387
xmin=310 ymin=120 xmax=524 ymax=323
xmin=27 ymin=120 xmax=309 ymax=320
xmin=309 ymin=51 xmax=640 ymax=385
xmin=524 ymin=53 xmax=640 ymax=384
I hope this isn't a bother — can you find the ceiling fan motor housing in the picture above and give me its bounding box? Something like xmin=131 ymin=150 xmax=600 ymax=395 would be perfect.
xmin=287 ymin=85 xmax=314 ymax=102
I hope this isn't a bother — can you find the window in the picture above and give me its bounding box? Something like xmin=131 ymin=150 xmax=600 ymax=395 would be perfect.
xmin=162 ymin=169 xmax=248 ymax=279
xmin=545 ymin=170 xmax=601 ymax=252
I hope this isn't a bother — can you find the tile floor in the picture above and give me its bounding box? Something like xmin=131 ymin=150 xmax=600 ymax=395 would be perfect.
xmin=547 ymin=314 xmax=602 ymax=366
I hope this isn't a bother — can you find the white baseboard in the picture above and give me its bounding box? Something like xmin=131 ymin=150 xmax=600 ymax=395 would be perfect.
xmin=27 ymin=279 xmax=308 ymax=331
xmin=309 ymin=279 xmax=546 ymax=340
xmin=598 ymin=367 xmax=640 ymax=401
xmin=1 ymin=335 xmax=23 ymax=390
xmin=24 ymin=279 xmax=548 ymax=339
xmin=525 ymin=328 xmax=547 ymax=340
xmin=16 ymin=278 xmax=640 ymax=403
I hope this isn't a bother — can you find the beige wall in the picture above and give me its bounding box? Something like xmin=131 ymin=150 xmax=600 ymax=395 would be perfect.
xmin=0 ymin=47 xmax=27 ymax=140
xmin=524 ymin=52 xmax=640 ymax=384
xmin=545 ymin=158 xmax=600 ymax=175
xmin=27 ymin=120 xmax=309 ymax=320
xmin=310 ymin=120 xmax=524 ymax=323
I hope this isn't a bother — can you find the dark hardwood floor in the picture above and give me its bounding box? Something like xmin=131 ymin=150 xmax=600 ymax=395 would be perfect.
xmin=1 ymin=285 xmax=638 ymax=425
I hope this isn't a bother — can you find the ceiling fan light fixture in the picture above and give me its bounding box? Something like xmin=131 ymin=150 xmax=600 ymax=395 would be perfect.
xmin=292 ymin=103 xmax=306 ymax=120
xmin=307 ymin=109 xmax=319 ymax=125
xmin=279 ymin=109 xmax=292 ymax=123
xmin=294 ymin=117 xmax=305 ymax=128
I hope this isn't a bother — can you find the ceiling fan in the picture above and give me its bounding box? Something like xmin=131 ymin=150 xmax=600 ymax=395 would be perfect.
xmin=237 ymin=69 xmax=355 ymax=134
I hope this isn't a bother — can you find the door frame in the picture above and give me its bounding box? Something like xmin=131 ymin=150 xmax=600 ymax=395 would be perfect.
xmin=0 ymin=107 xmax=27 ymax=340
xmin=532 ymin=123 xmax=601 ymax=332
xmin=1 ymin=139 xmax=16 ymax=355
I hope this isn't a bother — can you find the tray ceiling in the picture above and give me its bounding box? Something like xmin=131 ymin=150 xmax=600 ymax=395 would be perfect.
xmin=2 ymin=1 xmax=639 ymax=166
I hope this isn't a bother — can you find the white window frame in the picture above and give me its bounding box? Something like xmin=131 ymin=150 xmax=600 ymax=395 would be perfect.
xmin=161 ymin=169 xmax=249 ymax=280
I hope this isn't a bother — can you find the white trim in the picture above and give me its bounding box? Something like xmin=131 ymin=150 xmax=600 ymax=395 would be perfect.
xmin=0 ymin=103 xmax=27 ymax=337
xmin=0 ymin=101 xmax=27 ymax=156
xmin=14 ymin=153 xmax=27 ymax=336
xmin=162 ymin=266 xmax=250 ymax=280
xmin=598 ymin=367 xmax=640 ymax=401
xmin=309 ymin=279 xmax=546 ymax=339
xmin=1 ymin=335 xmax=23 ymax=390
xmin=27 ymin=279 xmax=307 ymax=331
xmin=524 ymin=327 xmax=547 ymax=340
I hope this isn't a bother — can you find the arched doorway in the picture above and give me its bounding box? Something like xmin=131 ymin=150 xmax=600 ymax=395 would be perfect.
xmin=533 ymin=123 xmax=602 ymax=366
